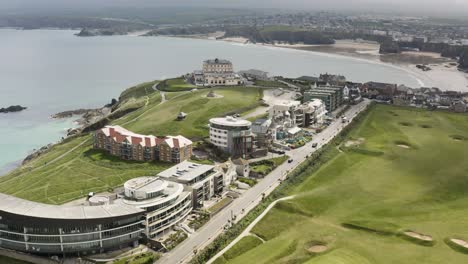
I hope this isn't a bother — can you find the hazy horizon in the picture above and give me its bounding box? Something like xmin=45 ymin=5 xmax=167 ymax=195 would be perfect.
xmin=1 ymin=0 xmax=468 ymax=17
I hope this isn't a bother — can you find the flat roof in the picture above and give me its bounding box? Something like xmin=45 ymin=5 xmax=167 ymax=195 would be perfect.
xmin=157 ymin=161 xmax=214 ymax=182
xmin=124 ymin=177 xmax=167 ymax=194
xmin=0 ymin=193 xmax=144 ymax=220
xmin=210 ymin=116 xmax=251 ymax=127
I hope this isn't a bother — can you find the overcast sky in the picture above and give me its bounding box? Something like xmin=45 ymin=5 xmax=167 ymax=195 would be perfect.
xmin=1 ymin=0 xmax=468 ymax=16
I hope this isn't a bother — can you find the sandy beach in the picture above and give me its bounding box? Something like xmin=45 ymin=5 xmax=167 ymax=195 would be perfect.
xmin=271 ymin=40 xmax=468 ymax=92
xmin=213 ymin=37 xmax=468 ymax=92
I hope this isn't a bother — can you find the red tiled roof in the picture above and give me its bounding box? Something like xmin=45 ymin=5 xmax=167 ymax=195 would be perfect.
xmin=115 ymin=132 xmax=127 ymax=143
xmin=131 ymin=137 xmax=142 ymax=145
xmin=145 ymin=137 xmax=151 ymax=147
xmin=173 ymin=138 xmax=180 ymax=148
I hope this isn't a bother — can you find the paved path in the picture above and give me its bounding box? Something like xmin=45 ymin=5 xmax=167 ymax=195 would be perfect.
xmin=207 ymin=196 xmax=295 ymax=264
xmin=158 ymin=99 xmax=371 ymax=264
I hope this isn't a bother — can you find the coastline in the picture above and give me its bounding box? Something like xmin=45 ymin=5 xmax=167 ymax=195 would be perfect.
xmin=206 ymin=37 xmax=468 ymax=92
xmin=1 ymin=29 xmax=467 ymax=177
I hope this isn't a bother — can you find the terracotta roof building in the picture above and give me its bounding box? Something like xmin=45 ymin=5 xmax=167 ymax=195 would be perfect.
xmin=94 ymin=126 xmax=192 ymax=163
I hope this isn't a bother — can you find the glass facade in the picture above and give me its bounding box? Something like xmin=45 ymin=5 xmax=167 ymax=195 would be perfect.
xmin=0 ymin=214 xmax=144 ymax=255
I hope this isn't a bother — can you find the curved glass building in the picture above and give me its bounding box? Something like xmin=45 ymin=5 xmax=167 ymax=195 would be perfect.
xmin=0 ymin=193 xmax=145 ymax=255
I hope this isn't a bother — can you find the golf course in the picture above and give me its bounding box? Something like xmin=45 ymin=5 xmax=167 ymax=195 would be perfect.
xmin=216 ymin=104 xmax=468 ymax=264
xmin=0 ymin=82 xmax=262 ymax=204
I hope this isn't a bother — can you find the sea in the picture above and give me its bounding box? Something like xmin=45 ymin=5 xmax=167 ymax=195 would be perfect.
xmin=0 ymin=29 xmax=425 ymax=174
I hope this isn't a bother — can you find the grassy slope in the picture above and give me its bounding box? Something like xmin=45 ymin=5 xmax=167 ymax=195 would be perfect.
xmin=114 ymin=87 xmax=262 ymax=139
xmin=226 ymin=104 xmax=468 ymax=264
xmin=160 ymin=77 xmax=196 ymax=92
xmin=0 ymin=85 xmax=261 ymax=204
xmin=214 ymin=235 xmax=264 ymax=264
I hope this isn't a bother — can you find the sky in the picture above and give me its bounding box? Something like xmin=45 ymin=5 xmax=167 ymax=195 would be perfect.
xmin=1 ymin=0 xmax=467 ymax=16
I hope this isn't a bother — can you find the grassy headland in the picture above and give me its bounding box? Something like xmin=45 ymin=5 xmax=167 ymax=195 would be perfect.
xmin=0 ymin=81 xmax=262 ymax=204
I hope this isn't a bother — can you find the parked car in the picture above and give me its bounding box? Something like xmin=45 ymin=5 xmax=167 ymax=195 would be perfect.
xmin=312 ymin=143 xmax=318 ymax=148
xmin=288 ymin=159 xmax=294 ymax=163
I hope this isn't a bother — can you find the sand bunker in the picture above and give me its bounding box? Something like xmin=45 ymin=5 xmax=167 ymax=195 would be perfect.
xmin=397 ymin=144 xmax=410 ymax=149
xmin=404 ymin=231 xmax=433 ymax=241
xmin=307 ymin=245 xmax=328 ymax=253
xmin=450 ymin=238 xmax=468 ymax=249
xmin=344 ymin=137 xmax=365 ymax=147
xmin=450 ymin=135 xmax=466 ymax=141
xmin=399 ymin=122 xmax=413 ymax=127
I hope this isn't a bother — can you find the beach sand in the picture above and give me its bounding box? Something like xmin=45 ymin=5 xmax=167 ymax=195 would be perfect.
xmin=185 ymin=34 xmax=468 ymax=92
xmin=252 ymin=39 xmax=467 ymax=92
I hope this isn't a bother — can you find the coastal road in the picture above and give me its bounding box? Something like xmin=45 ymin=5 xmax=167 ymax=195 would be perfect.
xmin=158 ymin=99 xmax=371 ymax=264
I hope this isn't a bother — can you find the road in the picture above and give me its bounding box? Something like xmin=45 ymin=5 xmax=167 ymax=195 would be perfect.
xmin=158 ymin=99 xmax=371 ymax=264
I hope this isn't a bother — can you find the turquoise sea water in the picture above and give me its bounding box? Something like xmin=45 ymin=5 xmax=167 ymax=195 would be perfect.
xmin=0 ymin=29 xmax=423 ymax=173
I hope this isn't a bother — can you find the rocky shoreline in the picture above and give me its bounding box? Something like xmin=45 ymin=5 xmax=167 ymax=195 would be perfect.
xmin=52 ymin=107 xmax=112 ymax=136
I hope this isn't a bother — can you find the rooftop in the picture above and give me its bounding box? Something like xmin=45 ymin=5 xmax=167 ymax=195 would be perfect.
xmin=100 ymin=126 xmax=192 ymax=148
xmin=157 ymin=161 xmax=215 ymax=182
xmin=204 ymin=58 xmax=232 ymax=64
xmin=0 ymin=193 xmax=143 ymax=220
xmin=210 ymin=116 xmax=252 ymax=127
xmin=124 ymin=177 xmax=168 ymax=194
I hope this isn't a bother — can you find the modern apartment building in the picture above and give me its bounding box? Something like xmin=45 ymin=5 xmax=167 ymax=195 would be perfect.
xmin=94 ymin=126 xmax=192 ymax=163
xmin=209 ymin=116 xmax=254 ymax=158
xmin=304 ymin=85 xmax=344 ymax=112
xmin=118 ymin=177 xmax=192 ymax=238
xmin=157 ymin=161 xmax=231 ymax=208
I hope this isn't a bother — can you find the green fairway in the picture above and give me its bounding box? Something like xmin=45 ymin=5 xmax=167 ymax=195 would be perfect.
xmin=224 ymin=104 xmax=468 ymax=264
xmin=214 ymin=235 xmax=264 ymax=264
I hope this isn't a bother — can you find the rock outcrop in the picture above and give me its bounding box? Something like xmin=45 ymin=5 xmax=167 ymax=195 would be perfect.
xmin=0 ymin=105 xmax=27 ymax=113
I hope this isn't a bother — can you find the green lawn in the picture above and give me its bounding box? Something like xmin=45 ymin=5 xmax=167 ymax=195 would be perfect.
xmin=213 ymin=235 xmax=264 ymax=264
xmin=160 ymin=77 xmax=196 ymax=92
xmin=119 ymin=80 xmax=158 ymax=102
xmin=114 ymin=87 xmax=262 ymax=139
xmin=224 ymin=104 xmax=468 ymax=264
xmin=0 ymin=135 xmax=172 ymax=204
xmin=208 ymin=197 xmax=233 ymax=214
xmin=253 ymin=80 xmax=288 ymax=88
xmin=251 ymin=156 xmax=289 ymax=176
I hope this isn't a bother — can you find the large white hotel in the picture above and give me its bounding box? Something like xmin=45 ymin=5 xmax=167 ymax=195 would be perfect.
xmin=193 ymin=58 xmax=243 ymax=86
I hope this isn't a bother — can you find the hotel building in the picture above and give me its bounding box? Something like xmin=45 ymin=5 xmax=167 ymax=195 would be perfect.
xmin=193 ymin=58 xmax=242 ymax=86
